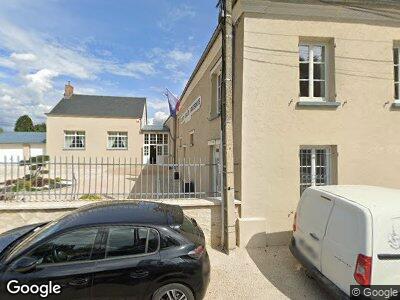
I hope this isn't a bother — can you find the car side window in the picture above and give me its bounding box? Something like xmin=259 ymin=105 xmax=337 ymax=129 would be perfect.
xmin=105 ymin=227 xmax=159 ymax=258
xmin=28 ymin=228 xmax=98 ymax=265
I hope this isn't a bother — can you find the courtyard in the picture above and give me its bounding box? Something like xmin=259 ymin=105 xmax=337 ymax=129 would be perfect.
xmin=206 ymin=246 xmax=328 ymax=300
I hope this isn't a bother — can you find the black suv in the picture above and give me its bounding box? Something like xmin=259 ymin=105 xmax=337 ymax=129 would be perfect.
xmin=0 ymin=201 xmax=210 ymax=300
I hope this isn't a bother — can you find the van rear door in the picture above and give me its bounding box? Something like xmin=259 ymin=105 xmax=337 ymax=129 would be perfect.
xmin=372 ymin=212 xmax=400 ymax=285
xmin=321 ymin=199 xmax=372 ymax=295
xmin=294 ymin=188 xmax=334 ymax=270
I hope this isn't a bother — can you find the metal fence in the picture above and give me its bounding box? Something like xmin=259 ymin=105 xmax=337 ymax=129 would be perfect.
xmin=0 ymin=156 xmax=221 ymax=202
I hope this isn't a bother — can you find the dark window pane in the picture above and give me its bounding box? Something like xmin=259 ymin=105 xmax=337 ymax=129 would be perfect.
xmin=147 ymin=229 xmax=159 ymax=253
xmin=299 ymin=63 xmax=309 ymax=79
xmin=299 ymin=45 xmax=309 ymax=62
xmin=314 ymin=81 xmax=325 ymax=98
xmin=395 ymin=48 xmax=399 ymax=65
xmin=313 ymin=46 xmax=325 ymax=62
xmin=160 ymin=235 xmax=180 ymax=249
xmin=29 ymin=228 xmax=98 ymax=265
xmin=106 ymin=227 xmax=146 ymax=258
xmin=300 ymin=81 xmax=309 ymax=97
xmin=395 ymin=66 xmax=399 ymax=82
xmin=313 ymin=64 xmax=325 ymax=80
xmin=396 ymin=83 xmax=399 ymax=100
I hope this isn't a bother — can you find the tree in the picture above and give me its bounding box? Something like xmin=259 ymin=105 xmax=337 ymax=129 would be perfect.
xmin=34 ymin=123 xmax=46 ymax=132
xmin=0 ymin=128 xmax=3 ymax=133
xmin=14 ymin=115 xmax=34 ymax=132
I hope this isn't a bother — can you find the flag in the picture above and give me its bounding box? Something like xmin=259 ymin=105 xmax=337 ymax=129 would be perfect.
xmin=164 ymin=88 xmax=180 ymax=117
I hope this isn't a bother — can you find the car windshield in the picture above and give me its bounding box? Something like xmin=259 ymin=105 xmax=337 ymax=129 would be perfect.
xmin=4 ymin=220 xmax=63 ymax=263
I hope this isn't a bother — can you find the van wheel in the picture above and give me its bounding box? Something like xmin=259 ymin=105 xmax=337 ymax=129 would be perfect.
xmin=152 ymin=283 xmax=194 ymax=300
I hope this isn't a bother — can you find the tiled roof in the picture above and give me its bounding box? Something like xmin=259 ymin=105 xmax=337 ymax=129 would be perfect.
xmin=0 ymin=132 xmax=46 ymax=144
xmin=47 ymin=94 xmax=146 ymax=119
xmin=141 ymin=124 xmax=169 ymax=132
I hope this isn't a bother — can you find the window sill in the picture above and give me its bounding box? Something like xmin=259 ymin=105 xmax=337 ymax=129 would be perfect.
xmin=391 ymin=102 xmax=400 ymax=108
xmin=296 ymin=101 xmax=341 ymax=108
xmin=63 ymin=148 xmax=86 ymax=151
xmin=106 ymin=148 xmax=128 ymax=151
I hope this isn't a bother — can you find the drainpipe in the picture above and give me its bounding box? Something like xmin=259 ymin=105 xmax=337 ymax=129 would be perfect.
xmin=220 ymin=0 xmax=236 ymax=253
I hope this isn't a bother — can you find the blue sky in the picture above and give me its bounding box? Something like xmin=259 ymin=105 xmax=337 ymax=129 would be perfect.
xmin=0 ymin=0 xmax=218 ymax=130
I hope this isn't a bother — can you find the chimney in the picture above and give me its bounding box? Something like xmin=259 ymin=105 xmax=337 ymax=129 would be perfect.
xmin=64 ymin=81 xmax=74 ymax=99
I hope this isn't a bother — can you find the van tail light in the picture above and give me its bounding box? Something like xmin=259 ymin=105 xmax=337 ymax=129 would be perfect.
xmin=188 ymin=245 xmax=205 ymax=259
xmin=293 ymin=212 xmax=297 ymax=232
xmin=354 ymin=254 xmax=372 ymax=286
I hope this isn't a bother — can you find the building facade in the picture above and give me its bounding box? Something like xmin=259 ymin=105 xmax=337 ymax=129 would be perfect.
xmin=46 ymin=84 xmax=172 ymax=166
xmin=170 ymin=0 xmax=400 ymax=247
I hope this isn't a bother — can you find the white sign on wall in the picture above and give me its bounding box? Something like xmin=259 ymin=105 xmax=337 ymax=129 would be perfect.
xmin=180 ymin=96 xmax=201 ymax=124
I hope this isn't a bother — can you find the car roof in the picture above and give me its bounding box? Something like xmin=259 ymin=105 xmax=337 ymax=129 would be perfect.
xmin=54 ymin=201 xmax=184 ymax=230
xmin=312 ymin=185 xmax=400 ymax=214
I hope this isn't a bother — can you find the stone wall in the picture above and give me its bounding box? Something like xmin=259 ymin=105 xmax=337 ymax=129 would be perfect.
xmin=0 ymin=199 xmax=225 ymax=248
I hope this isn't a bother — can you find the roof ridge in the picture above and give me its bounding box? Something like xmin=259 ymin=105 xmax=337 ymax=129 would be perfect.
xmin=72 ymin=94 xmax=146 ymax=100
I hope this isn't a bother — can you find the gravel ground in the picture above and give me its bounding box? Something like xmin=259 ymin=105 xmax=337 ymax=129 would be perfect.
xmin=205 ymin=246 xmax=329 ymax=300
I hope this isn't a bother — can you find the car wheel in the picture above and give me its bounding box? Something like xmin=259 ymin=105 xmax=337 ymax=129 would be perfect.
xmin=152 ymin=283 xmax=194 ymax=300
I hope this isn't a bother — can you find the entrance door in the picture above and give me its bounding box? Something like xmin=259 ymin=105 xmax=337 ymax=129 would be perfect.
xmin=211 ymin=145 xmax=221 ymax=196
xmin=149 ymin=145 xmax=157 ymax=165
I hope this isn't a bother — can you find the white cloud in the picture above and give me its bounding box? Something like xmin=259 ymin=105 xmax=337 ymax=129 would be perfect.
xmin=25 ymin=68 xmax=59 ymax=93
xmin=167 ymin=50 xmax=193 ymax=63
xmin=158 ymin=4 xmax=196 ymax=31
xmin=10 ymin=52 xmax=37 ymax=61
xmin=107 ymin=62 xmax=156 ymax=78
xmin=147 ymin=98 xmax=169 ymax=110
xmin=148 ymin=111 xmax=169 ymax=125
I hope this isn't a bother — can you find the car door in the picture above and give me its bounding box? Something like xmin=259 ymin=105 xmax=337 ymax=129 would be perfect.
xmin=91 ymin=225 xmax=161 ymax=300
xmin=294 ymin=189 xmax=334 ymax=270
xmin=1 ymin=227 xmax=100 ymax=300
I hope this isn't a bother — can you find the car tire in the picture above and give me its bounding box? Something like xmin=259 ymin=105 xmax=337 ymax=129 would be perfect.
xmin=152 ymin=283 xmax=195 ymax=300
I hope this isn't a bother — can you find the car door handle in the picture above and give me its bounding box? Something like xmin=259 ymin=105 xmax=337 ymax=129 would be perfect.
xmin=309 ymin=232 xmax=320 ymax=241
xmin=130 ymin=270 xmax=149 ymax=279
xmin=69 ymin=277 xmax=90 ymax=286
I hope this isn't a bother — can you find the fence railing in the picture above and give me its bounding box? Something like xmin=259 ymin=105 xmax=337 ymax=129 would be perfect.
xmin=0 ymin=156 xmax=221 ymax=202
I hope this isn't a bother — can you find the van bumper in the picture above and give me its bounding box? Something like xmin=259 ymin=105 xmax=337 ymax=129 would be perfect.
xmin=289 ymin=237 xmax=350 ymax=300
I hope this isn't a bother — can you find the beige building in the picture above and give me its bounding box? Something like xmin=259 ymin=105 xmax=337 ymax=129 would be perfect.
xmin=47 ymin=83 xmax=170 ymax=164
xmin=168 ymin=0 xmax=400 ymax=247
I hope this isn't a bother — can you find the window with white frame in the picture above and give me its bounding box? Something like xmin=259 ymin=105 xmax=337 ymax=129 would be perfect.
xmin=64 ymin=131 xmax=85 ymax=149
xmin=189 ymin=130 xmax=194 ymax=146
xmin=394 ymin=47 xmax=399 ymax=100
xmin=107 ymin=132 xmax=128 ymax=149
xmin=299 ymin=147 xmax=332 ymax=195
xmin=143 ymin=133 xmax=169 ymax=155
xmin=299 ymin=44 xmax=327 ymax=100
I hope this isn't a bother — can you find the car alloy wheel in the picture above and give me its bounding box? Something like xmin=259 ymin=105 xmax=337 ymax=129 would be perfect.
xmin=160 ymin=289 xmax=187 ymax=300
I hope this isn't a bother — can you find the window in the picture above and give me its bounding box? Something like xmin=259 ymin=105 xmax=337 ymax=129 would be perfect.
xmin=395 ymin=48 xmax=399 ymax=100
xmin=105 ymin=227 xmax=158 ymax=258
xmin=163 ymin=145 xmax=168 ymax=156
xmin=189 ymin=131 xmax=194 ymax=146
xmin=107 ymin=132 xmax=128 ymax=149
xmin=64 ymin=131 xmax=85 ymax=149
xmin=157 ymin=134 xmax=163 ymax=144
xmin=150 ymin=134 xmax=156 ymax=144
xmin=144 ymin=134 xmax=149 ymax=144
xmin=299 ymin=147 xmax=332 ymax=195
xmin=144 ymin=145 xmax=149 ymax=156
xmin=299 ymin=44 xmax=327 ymax=100
xmin=217 ymin=73 xmax=222 ymax=114
xmin=28 ymin=228 xmax=98 ymax=265
xmin=157 ymin=146 xmax=163 ymax=156
xmin=163 ymin=134 xmax=168 ymax=144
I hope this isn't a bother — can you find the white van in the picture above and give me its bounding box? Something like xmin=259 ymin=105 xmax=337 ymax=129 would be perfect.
xmin=290 ymin=185 xmax=400 ymax=298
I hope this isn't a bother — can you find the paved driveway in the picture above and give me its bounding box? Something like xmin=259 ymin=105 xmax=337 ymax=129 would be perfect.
xmin=205 ymin=246 xmax=329 ymax=300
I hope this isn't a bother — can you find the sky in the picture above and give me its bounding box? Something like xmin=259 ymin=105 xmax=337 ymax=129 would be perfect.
xmin=0 ymin=0 xmax=219 ymax=130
